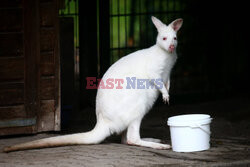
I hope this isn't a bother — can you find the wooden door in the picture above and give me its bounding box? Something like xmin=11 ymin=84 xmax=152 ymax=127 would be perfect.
xmin=0 ymin=0 xmax=60 ymax=136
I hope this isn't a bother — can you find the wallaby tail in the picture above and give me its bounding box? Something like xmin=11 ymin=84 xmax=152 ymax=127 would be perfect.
xmin=3 ymin=120 xmax=110 ymax=153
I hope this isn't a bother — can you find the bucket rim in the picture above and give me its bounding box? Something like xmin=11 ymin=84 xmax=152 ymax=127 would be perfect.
xmin=167 ymin=114 xmax=212 ymax=127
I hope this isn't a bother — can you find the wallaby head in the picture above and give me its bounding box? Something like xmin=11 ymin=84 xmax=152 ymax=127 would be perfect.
xmin=151 ymin=16 xmax=183 ymax=53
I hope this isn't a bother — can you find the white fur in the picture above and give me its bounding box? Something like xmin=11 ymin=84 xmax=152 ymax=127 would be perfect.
xmin=3 ymin=16 xmax=183 ymax=152
xmin=95 ymin=16 xmax=182 ymax=149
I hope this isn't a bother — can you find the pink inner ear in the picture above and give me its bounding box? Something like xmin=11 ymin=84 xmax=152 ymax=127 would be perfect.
xmin=173 ymin=23 xmax=179 ymax=31
xmin=172 ymin=19 xmax=183 ymax=32
xmin=173 ymin=22 xmax=180 ymax=31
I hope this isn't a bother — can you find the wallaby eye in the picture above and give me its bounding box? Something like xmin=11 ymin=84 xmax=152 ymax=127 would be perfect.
xmin=174 ymin=37 xmax=177 ymax=40
xmin=163 ymin=37 xmax=167 ymax=40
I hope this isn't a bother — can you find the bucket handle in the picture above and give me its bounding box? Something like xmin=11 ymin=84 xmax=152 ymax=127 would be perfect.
xmin=190 ymin=124 xmax=211 ymax=135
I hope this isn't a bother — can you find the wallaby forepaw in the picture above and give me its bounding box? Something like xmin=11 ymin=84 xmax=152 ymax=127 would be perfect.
xmin=162 ymin=93 xmax=169 ymax=105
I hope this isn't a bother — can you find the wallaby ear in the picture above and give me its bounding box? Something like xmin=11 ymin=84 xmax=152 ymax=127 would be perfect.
xmin=169 ymin=18 xmax=183 ymax=32
xmin=151 ymin=16 xmax=165 ymax=30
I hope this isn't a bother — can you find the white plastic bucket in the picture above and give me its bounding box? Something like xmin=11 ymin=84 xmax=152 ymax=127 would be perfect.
xmin=167 ymin=114 xmax=212 ymax=152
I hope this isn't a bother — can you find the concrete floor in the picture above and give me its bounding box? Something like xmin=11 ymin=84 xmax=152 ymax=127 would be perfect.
xmin=0 ymin=97 xmax=250 ymax=167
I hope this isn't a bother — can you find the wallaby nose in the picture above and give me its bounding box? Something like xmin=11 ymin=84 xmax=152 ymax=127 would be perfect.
xmin=168 ymin=45 xmax=175 ymax=53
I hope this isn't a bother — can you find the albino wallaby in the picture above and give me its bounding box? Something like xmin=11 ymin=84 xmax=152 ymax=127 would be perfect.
xmin=3 ymin=16 xmax=183 ymax=152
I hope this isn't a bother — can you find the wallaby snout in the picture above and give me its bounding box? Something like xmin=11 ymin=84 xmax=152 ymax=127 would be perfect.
xmin=168 ymin=44 xmax=175 ymax=53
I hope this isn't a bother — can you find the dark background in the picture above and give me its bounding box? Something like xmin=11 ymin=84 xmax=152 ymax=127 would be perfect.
xmin=172 ymin=0 xmax=250 ymax=102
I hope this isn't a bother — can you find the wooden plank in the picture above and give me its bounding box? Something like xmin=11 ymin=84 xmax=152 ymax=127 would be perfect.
xmin=53 ymin=0 xmax=61 ymax=131
xmin=23 ymin=0 xmax=40 ymax=119
xmin=0 ymin=8 xmax=23 ymax=32
xmin=40 ymin=3 xmax=54 ymax=27
xmin=0 ymin=33 xmax=23 ymax=57
xmin=0 ymin=83 xmax=24 ymax=106
xmin=0 ymin=105 xmax=25 ymax=120
xmin=40 ymin=28 xmax=55 ymax=52
xmin=54 ymin=99 xmax=60 ymax=131
xmin=0 ymin=118 xmax=36 ymax=128
xmin=37 ymin=100 xmax=55 ymax=132
xmin=0 ymin=126 xmax=36 ymax=136
xmin=41 ymin=77 xmax=55 ymax=100
xmin=40 ymin=100 xmax=55 ymax=113
xmin=0 ymin=57 xmax=24 ymax=81
xmin=40 ymin=52 xmax=54 ymax=76
xmin=38 ymin=0 xmax=60 ymax=132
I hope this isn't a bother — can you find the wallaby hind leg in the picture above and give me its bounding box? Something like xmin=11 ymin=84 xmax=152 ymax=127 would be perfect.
xmin=125 ymin=118 xmax=171 ymax=150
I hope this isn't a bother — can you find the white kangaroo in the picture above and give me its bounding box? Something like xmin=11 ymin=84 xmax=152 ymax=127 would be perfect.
xmin=3 ymin=16 xmax=183 ymax=152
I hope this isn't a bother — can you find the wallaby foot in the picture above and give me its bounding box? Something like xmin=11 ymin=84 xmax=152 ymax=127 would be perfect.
xmin=122 ymin=118 xmax=171 ymax=150
xmin=127 ymin=139 xmax=171 ymax=150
